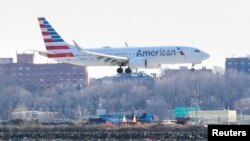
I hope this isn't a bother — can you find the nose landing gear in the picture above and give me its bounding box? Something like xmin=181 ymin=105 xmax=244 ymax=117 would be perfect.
xmin=191 ymin=64 xmax=195 ymax=71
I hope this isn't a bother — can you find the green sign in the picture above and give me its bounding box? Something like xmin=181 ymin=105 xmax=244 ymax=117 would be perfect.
xmin=175 ymin=107 xmax=200 ymax=118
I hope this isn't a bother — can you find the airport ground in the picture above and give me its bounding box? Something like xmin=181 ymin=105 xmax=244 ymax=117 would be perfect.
xmin=0 ymin=119 xmax=207 ymax=140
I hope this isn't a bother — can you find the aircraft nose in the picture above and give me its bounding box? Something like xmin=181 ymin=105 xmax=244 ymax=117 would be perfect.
xmin=203 ymin=52 xmax=210 ymax=60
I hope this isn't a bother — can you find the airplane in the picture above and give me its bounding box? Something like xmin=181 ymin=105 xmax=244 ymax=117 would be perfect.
xmin=34 ymin=17 xmax=210 ymax=73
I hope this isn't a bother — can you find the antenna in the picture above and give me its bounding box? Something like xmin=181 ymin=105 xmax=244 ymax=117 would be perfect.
xmin=125 ymin=41 xmax=129 ymax=47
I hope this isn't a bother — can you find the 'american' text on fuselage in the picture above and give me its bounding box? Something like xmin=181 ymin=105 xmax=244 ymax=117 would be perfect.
xmin=136 ymin=49 xmax=176 ymax=57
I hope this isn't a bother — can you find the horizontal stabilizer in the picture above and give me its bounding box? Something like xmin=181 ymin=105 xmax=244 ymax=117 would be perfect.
xmin=29 ymin=49 xmax=57 ymax=55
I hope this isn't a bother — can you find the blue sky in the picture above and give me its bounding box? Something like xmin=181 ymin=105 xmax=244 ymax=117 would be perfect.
xmin=1 ymin=0 xmax=250 ymax=78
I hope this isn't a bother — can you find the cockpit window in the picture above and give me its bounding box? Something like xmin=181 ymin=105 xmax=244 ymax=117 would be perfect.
xmin=195 ymin=49 xmax=200 ymax=52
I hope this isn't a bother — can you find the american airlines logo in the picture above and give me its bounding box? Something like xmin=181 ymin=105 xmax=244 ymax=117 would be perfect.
xmin=136 ymin=49 xmax=176 ymax=57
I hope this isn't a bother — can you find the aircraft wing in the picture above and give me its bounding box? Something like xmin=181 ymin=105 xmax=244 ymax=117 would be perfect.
xmin=72 ymin=40 xmax=128 ymax=65
xmin=72 ymin=40 xmax=128 ymax=66
xmin=84 ymin=50 xmax=128 ymax=66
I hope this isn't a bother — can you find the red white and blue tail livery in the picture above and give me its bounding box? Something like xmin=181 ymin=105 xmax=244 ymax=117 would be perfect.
xmin=34 ymin=17 xmax=210 ymax=73
xmin=38 ymin=17 xmax=75 ymax=58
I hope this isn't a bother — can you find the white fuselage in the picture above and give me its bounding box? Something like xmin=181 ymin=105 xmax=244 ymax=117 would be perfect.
xmin=53 ymin=46 xmax=209 ymax=69
xmin=36 ymin=18 xmax=210 ymax=70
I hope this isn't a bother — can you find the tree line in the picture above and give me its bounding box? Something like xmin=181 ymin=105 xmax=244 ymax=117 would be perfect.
xmin=0 ymin=70 xmax=250 ymax=120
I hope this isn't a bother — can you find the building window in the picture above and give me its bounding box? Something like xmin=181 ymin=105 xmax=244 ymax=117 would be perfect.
xmin=241 ymin=62 xmax=245 ymax=65
xmin=228 ymin=62 xmax=232 ymax=65
xmin=19 ymin=67 xmax=23 ymax=70
xmin=25 ymin=67 xmax=30 ymax=70
xmin=18 ymin=73 xmax=22 ymax=76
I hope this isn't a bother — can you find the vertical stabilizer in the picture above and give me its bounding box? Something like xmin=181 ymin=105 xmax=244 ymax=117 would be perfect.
xmin=38 ymin=17 xmax=74 ymax=58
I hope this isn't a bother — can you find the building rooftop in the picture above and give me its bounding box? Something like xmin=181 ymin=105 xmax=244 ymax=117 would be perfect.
xmin=91 ymin=72 xmax=155 ymax=85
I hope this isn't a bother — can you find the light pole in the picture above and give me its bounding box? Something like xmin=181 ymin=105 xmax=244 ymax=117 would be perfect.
xmin=192 ymin=86 xmax=200 ymax=124
xmin=195 ymin=103 xmax=198 ymax=124
xmin=191 ymin=98 xmax=198 ymax=124
xmin=119 ymin=108 xmax=123 ymax=129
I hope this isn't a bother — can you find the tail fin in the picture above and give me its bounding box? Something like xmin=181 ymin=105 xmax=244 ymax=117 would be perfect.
xmin=38 ymin=17 xmax=74 ymax=58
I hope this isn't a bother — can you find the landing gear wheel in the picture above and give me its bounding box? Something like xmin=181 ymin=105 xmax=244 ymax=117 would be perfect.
xmin=125 ymin=68 xmax=132 ymax=73
xmin=117 ymin=67 xmax=123 ymax=73
xmin=191 ymin=68 xmax=195 ymax=71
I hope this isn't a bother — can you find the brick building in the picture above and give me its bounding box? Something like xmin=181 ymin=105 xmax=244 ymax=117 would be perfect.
xmin=226 ymin=57 xmax=250 ymax=74
xmin=0 ymin=53 xmax=88 ymax=87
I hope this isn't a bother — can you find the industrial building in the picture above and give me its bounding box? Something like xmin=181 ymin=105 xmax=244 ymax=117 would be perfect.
xmin=11 ymin=111 xmax=68 ymax=123
xmin=0 ymin=53 xmax=88 ymax=87
xmin=188 ymin=110 xmax=237 ymax=124
xmin=174 ymin=107 xmax=237 ymax=125
xmin=225 ymin=57 xmax=250 ymax=74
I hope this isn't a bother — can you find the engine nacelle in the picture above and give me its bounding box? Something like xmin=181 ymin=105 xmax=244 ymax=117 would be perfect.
xmin=128 ymin=58 xmax=161 ymax=69
xmin=128 ymin=58 xmax=147 ymax=69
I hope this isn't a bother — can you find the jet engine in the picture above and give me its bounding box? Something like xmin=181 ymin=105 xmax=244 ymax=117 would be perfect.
xmin=128 ymin=58 xmax=147 ymax=69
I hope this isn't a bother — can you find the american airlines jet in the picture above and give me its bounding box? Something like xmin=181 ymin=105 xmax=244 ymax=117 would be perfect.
xmin=35 ymin=17 xmax=209 ymax=73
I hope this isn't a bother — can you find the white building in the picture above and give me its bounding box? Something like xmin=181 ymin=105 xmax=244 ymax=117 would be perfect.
xmin=188 ymin=110 xmax=237 ymax=124
xmin=11 ymin=111 xmax=61 ymax=122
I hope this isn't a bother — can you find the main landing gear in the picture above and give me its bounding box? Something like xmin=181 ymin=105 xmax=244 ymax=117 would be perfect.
xmin=117 ymin=67 xmax=123 ymax=73
xmin=117 ymin=67 xmax=132 ymax=74
xmin=125 ymin=68 xmax=132 ymax=73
